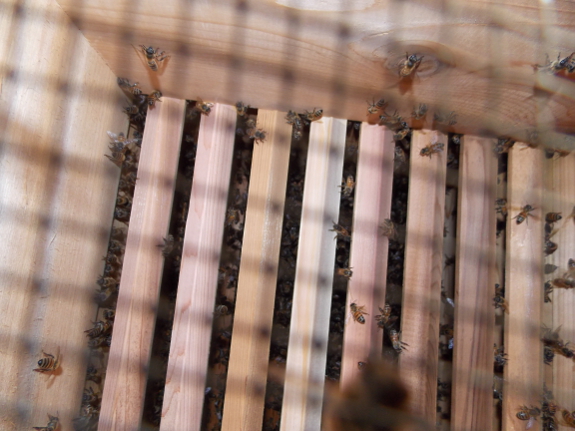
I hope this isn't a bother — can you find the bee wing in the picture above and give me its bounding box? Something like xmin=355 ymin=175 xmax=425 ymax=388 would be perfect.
xmin=526 ymin=416 xmax=535 ymax=430
xmin=107 ymin=131 xmax=119 ymax=141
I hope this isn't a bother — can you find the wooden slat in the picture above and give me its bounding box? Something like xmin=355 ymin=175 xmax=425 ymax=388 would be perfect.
xmin=451 ymin=136 xmax=497 ymax=431
xmin=98 ymin=98 xmax=185 ymax=431
xmin=340 ymin=123 xmax=394 ymax=387
xmin=545 ymin=152 xmax=575 ymax=411
xmin=501 ymin=145 xmax=543 ymax=431
xmin=222 ymin=110 xmax=291 ymax=431
xmin=160 ymin=103 xmax=236 ymax=431
xmin=280 ymin=118 xmax=347 ymax=431
xmin=399 ymin=129 xmax=447 ymax=422
xmin=0 ymin=0 xmax=126 ymax=429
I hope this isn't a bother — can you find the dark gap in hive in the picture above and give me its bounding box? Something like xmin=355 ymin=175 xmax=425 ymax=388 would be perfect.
xmin=261 ymin=120 xmax=310 ymax=431
xmin=200 ymin=106 xmax=256 ymax=431
xmin=436 ymin=132 xmax=461 ymax=429
xmin=324 ymin=120 xmax=360 ymax=384
xmin=76 ymin=89 xmax=148 ymax=430
xmin=382 ymin=135 xmax=411 ymax=361
xmin=141 ymin=101 xmax=201 ymax=430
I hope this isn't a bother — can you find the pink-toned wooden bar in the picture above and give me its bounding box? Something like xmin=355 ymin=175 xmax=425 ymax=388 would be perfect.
xmin=222 ymin=110 xmax=292 ymax=431
xmin=98 ymin=98 xmax=185 ymax=431
xmin=340 ymin=123 xmax=395 ymax=388
xmin=451 ymin=136 xmax=497 ymax=431
xmin=160 ymin=103 xmax=237 ymax=431
xmin=399 ymin=130 xmax=447 ymax=423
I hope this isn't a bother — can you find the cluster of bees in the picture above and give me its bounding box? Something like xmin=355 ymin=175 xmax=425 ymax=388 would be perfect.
xmin=516 ymin=385 xmax=575 ymax=430
xmin=284 ymin=108 xmax=324 ymax=140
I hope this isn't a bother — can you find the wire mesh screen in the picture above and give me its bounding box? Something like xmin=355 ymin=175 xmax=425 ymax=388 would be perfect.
xmin=1 ymin=0 xmax=575 ymax=431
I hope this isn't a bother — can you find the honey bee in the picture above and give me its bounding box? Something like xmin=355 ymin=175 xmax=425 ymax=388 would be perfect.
xmin=114 ymin=207 xmax=130 ymax=224
xmin=86 ymin=365 xmax=102 ymax=384
xmin=330 ymin=222 xmax=351 ymax=241
xmin=117 ymin=77 xmax=142 ymax=96
xmin=235 ymin=101 xmax=249 ymax=116
xmin=388 ymin=328 xmax=408 ymax=353
xmin=544 ymin=281 xmax=553 ymax=303
xmin=250 ymin=128 xmax=267 ymax=144
xmin=495 ymin=198 xmax=508 ymax=218
xmin=434 ymin=111 xmax=458 ymax=126
xmin=139 ymin=45 xmax=169 ymax=71
xmin=541 ymin=325 xmax=575 ymax=358
xmin=551 ymin=278 xmax=575 ymax=289
xmin=350 ymin=302 xmax=369 ymax=324
xmin=366 ymin=98 xmax=386 ymax=115
xmin=420 ymin=142 xmax=445 ymax=158
xmin=116 ymin=195 xmax=132 ymax=208
xmin=73 ymin=404 xmax=99 ymax=431
xmin=304 ymin=108 xmax=323 ymax=123
xmin=84 ymin=320 xmax=113 ymax=339
xmin=194 ymin=97 xmax=214 ymax=116
xmin=545 ymin=240 xmax=558 ymax=256
xmin=285 ymin=110 xmax=301 ymax=126
xmin=34 ymin=348 xmax=60 ymax=373
xmin=393 ymin=126 xmax=411 ymax=141
xmin=379 ymin=219 xmax=398 ymax=241
xmin=513 ymin=205 xmax=535 ymax=224
xmin=544 ymin=345 xmax=555 ymax=365
xmin=146 ymin=90 xmax=162 ymax=107
xmin=398 ymin=52 xmax=424 ymax=77
xmin=82 ymin=386 xmax=101 ymax=406
xmin=493 ymin=137 xmax=515 ymax=155
xmin=214 ymin=304 xmax=229 ymax=316
xmin=411 ymin=103 xmax=428 ymax=120
xmin=123 ymin=104 xmax=139 ymax=115
xmin=336 ymin=267 xmax=353 ymax=280
xmin=32 ymin=413 xmax=59 ymax=431
xmin=158 ymin=234 xmax=175 ymax=257
xmin=378 ymin=110 xmax=403 ymax=130
xmin=545 ymin=212 xmax=562 ymax=223
xmin=375 ymin=303 xmax=397 ymax=329
xmin=517 ymin=405 xmax=541 ymax=429
xmin=493 ymin=344 xmax=508 ymax=367
xmin=533 ymin=52 xmax=575 ymax=74
xmin=339 ymin=175 xmax=355 ymax=196
xmin=561 ymin=409 xmax=575 ymax=427
xmin=493 ymin=283 xmax=508 ymax=313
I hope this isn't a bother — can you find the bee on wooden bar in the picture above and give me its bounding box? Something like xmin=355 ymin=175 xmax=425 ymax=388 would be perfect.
xmin=339 ymin=175 xmax=355 ymax=197
xmin=84 ymin=320 xmax=113 ymax=339
xmin=420 ymin=142 xmax=444 ymax=158
xmin=545 ymin=212 xmax=562 ymax=223
xmin=304 ymin=108 xmax=323 ymax=123
xmin=375 ymin=304 xmax=397 ymax=329
xmin=493 ymin=283 xmax=508 ymax=313
xmin=146 ymin=90 xmax=162 ymax=107
xmin=366 ymin=98 xmax=386 ymax=115
xmin=139 ymin=45 xmax=169 ymax=71
xmin=544 ymin=281 xmax=553 ymax=303
xmin=545 ymin=240 xmax=558 ymax=256
xmin=32 ymin=413 xmax=59 ymax=431
xmin=117 ymin=77 xmax=142 ymax=96
xmin=551 ymin=278 xmax=575 ymax=289
xmin=250 ymin=128 xmax=267 ymax=144
xmin=379 ymin=110 xmax=403 ymax=129
xmin=330 ymin=222 xmax=351 ymax=241
xmin=541 ymin=325 xmax=575 ymax=358
xmin=542 ymin=385 xmax=558 ymax=417
xmin=34 ymin=348 xmax=60 ymax=373
xmin=388 ymin=329 xmax=408 ymax=353
xmin=285 ymin=110 xmax=301 ymax=126
xmin=517 ymin=405 xmax=541 ymax=429
xmin=393 ymin=126 xmax=411 ymax=142
xmin=411 ymin=103 xmax=428 ymax=119
xmin=192 ymin=97 xmax=213 ymax=116
xmin=433 ymin=111 xmax=458 ymax=127
xmin=379 ymin=219 xmax=398 ymax=241
xmin=337 ymin=267 xmax=353 ymax=280
xmin=513 ymin=205 xmax=535 ymax=224
xmin=533 ymin=52 xmax=575 ymax=74
xmin=235 ymin=101 xmax=249 ymax=117
xmin=96 ymin=276 xmax=118 ymax=290
xmin=350 ymin=302 xmax=368 ymax=324
xmin=398 ymin=52 xmax=423 ymax=77
xmin=493 ymin=344 xmax=508 ymax=367
xmin=493 ymin=137 xmax=515 ymax=155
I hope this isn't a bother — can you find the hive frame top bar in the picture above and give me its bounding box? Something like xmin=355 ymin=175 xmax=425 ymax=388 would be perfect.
xmin=55 ymin=0 xmax=575 ymax=140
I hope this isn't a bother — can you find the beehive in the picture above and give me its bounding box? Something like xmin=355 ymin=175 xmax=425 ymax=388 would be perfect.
xmin=1 ymin=1 xmax=575 ymax=431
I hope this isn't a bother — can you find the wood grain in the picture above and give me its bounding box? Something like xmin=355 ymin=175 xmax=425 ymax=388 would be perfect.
xmin=501 ymin=145 xmax=543 ymax=431
xmin=280 ymin=117 xmax=347 ymax=431
xmin=340 ymin=124 xmax=395 ymax=388
xmin=221 ymin=110 xmax=291 ymax=431
xmin=98 ymin=98 xmax=185 ymax=431
xmin=451 ymin=136 xmax=497 ymax=431
xmin=543 ymin=152 xmax=575 ymax=412
xmin=53 ymin=0 xmax=575 ymax=137
xmin=160 ymin=103 xmax=236 ymax=431
xmin=0 ymin=0 xmax=126 ymax=429
xmin=399 ymin=130 xmax=447 ymax=423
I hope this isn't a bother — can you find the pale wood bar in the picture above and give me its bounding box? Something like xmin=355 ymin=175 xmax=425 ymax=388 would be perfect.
xmin=280 ymin=118 xmax=347 ymax=431
xmin=451 ymin=136 xmax=497 ymax=431
xmin=222 ymin=110 xmax=292 ymax=431
xmin=160 ymin=103 xmax=236 ymax=431
xmin=340 ymin=124 xmax=395 ymax=388
xmin=98 ymin=98 xmax=185 ymax=431
xmin=399 ymin=130 xmax=447 ymax=423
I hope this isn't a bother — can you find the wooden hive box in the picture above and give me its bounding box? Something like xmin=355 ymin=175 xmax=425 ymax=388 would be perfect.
xmin=1 ymin=0 xmax=574 ymax=430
